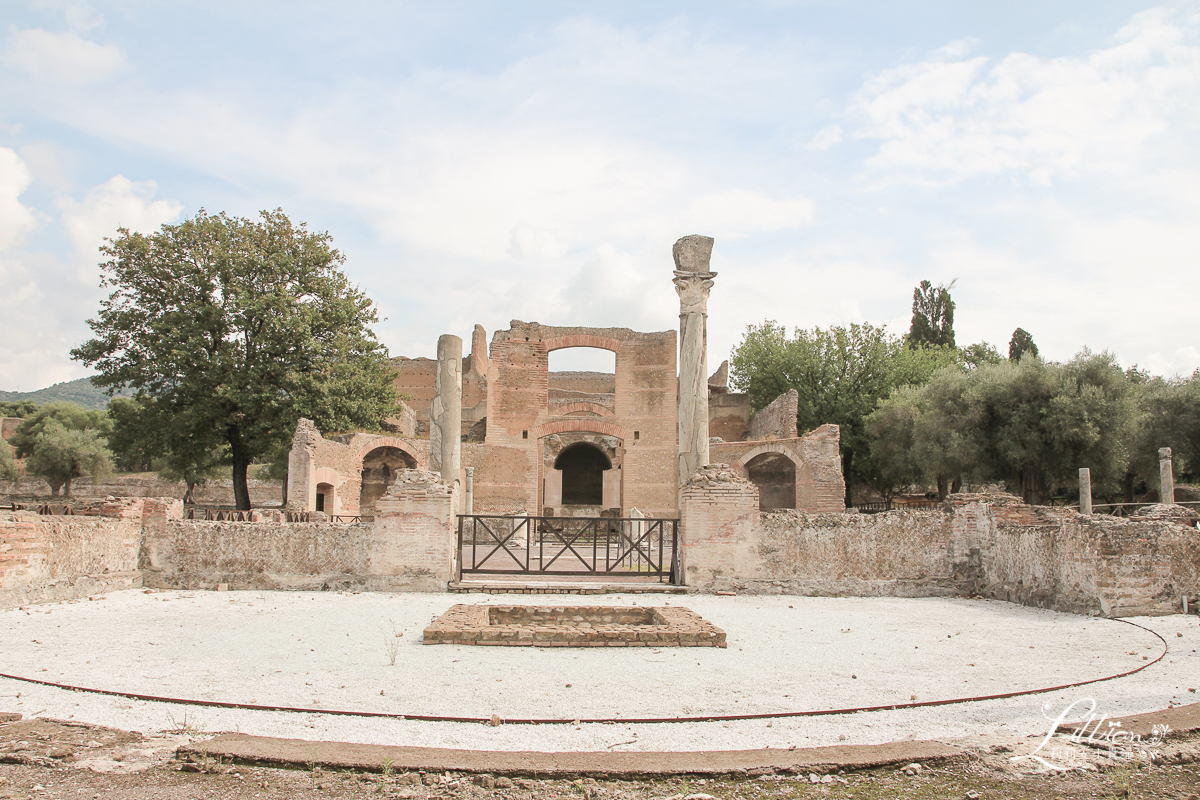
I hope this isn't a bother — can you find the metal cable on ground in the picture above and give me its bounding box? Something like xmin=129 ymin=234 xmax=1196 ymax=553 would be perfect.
xmin=0 ymin=616 xmax=1170 ymax=726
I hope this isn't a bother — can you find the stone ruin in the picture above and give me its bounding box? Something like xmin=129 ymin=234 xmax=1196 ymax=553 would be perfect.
xmin=287 ymin=235 xmax=846 ymax=520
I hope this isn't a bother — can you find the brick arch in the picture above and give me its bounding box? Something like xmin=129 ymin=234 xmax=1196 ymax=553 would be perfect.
xmin=732 ymin=443 xmax=807 ymax=477
xmin=542 ymin=334 xmax=624 ymax=354
xmin=353 ymin=437 xmax=426 ymax=470
xmin=530 ymin=419 xmax=631 ymax=441
xmin=553 ymin=402 xmax=615 ymax=418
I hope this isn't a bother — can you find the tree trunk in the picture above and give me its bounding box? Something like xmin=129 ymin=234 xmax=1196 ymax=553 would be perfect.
xmin=183 ymin=479 xmax=197 ymax=506
xmin=63 ymin=477 xmax=72 ymax=497
xmin=951 ymin=476 xmax=962 ymax=494
xmin=49 ymin=481 xmax=62 ymax=497
xmin=232 ymin=455 xmax=251 ymax=510
xmin=936 ymin=476 xmax=948 ymax=500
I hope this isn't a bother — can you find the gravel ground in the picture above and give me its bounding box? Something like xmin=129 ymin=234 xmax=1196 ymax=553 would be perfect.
xmin=0 ymin=590 xmax=1196 ymax=753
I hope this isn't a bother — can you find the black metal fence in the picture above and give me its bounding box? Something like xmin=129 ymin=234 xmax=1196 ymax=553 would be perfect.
xmin=458 ymin=514 xmax=680 ymax=583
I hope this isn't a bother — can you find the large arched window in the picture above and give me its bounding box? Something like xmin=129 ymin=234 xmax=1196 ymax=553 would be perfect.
xmin=359 ymin=446 xmax=417 ymax=515
xmin=554 ymin=442 xmax=612 ymax=506
xmin=745 ymin=452 xmax=797 ymax=511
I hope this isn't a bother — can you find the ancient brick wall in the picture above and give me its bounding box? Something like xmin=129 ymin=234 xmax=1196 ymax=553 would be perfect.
xmin=709 ymin=424 xmax=845 ymax=513
xmin=0 ymin=499 xmax=176 ymax=608
xmin=708 ymin=392 xmax=750 ymax=442
xmin=480 ymin=322 xmax=678 ymax=518
xmin=748 ymin=389 xmax=798 ymax=441
xmin=680 ymin=480 xmax=1200 ymax=614
xmin=0 ymin=475 xmax=283 ymax=506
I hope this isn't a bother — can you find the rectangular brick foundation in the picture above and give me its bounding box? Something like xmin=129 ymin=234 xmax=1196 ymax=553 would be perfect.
xmin=422 ymin=604 xmax=726 ymax=647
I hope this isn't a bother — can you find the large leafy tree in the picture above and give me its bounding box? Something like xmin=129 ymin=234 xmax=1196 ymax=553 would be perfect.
xmin=0 ymin=442 xmax=18 ymax=483
xmin=730 ymin=321 xmax=958 ymax=502
xmin=72 ymin=209 xmax=398 ymax=510
xmin=107 ymin=396 xmax=229 ymax=503
xmin=906 ymin=280 xmax=956 ymax=349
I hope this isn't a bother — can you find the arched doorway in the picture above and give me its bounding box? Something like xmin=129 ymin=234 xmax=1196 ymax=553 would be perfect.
xmin=316 ymin=482 xmax=334 ymax=513
xmin=359 ymin=446 xmax=417 ymax=516
xmin=554 ymin=443 xmax=611 ymax=506
xmin=745 ymin=452 xmax=797 ymax=511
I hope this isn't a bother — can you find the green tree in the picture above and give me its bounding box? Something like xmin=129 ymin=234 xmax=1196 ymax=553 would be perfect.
xmin=107 ymin=396 xmax=229 ymax=502
xmin=0 ymin=400 xmax=38 ymax=418
xmin=906 ymin=280 xmax=957 ymax=349
xmin=0 ymin=443 xmax=18 ymax=483
xmin=25 ymin=421 xmax=113 ymax=496
xmin=960 ymin=341 xmax=1003 ymax=370
xmin=10 ymin=402 xmax=111 ymax=459
xmin=72 ymin=209 xmax=399 ymax=510
xmin=730 ymin=321 xmax=958 ymax=502
xmin=868 ymin=367 xmax=977 ymax=501
xmin=871 ymin=351 xmax=1134 ymax=504
xmin=1008 ymin=328 xmax=1039 ymax=361
xmin=1128 ymin=371 xmax=1200 ymax=494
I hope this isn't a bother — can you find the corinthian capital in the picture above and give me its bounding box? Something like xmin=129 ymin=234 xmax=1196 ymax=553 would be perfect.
xmin=674 ymin=273 xmax=716 ymax=315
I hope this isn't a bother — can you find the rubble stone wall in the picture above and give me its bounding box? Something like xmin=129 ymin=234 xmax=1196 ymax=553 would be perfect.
xmin=748 ymin=389 xmax=798 ymax=441
xmin=681 ymin=476 xmax=1200 ymax=615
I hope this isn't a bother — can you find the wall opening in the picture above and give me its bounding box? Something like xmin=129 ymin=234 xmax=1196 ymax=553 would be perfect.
xmin=555 ymin=443 xmax=612 ymax=506
xmin=745 ymin=452 xmax=797 ymax=511
xmin=316 ymin=482 xmax=334 ymax=513
xmin=359 ymin=446 xmax=417 ymax=516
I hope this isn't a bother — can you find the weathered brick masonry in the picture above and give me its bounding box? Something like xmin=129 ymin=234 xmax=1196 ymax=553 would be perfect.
xmin=682 ymin=470 xmax=1200 ymax=616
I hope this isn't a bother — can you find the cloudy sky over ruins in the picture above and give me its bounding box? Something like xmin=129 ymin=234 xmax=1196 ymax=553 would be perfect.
xmin=1 ymin=1 xmax=1198 ymax=390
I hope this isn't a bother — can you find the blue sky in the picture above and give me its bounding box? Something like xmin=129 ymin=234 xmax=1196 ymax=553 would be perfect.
xmin=1 ymin=1 xmax=1198 ymax=390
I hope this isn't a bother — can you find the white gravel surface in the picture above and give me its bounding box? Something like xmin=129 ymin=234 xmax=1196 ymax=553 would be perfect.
xmin=0 ymin=590 xmax=1196 ymax=753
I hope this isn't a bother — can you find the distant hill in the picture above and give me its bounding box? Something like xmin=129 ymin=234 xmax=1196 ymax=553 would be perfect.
xmin=0 ymin=377 xmax=130 ymax=410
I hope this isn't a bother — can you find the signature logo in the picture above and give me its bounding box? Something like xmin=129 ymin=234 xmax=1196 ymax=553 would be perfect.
xmin=1011 ymin=699 xmax=1170 ymax=771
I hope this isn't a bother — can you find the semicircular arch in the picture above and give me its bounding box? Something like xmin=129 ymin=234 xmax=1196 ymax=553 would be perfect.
xmin=530 ymin=419 xmax=631 ymax=442
xmin=542 ymin=334 xmax=624 ymax=354
xmin=353 ymin=437 xmax=426 ymax=470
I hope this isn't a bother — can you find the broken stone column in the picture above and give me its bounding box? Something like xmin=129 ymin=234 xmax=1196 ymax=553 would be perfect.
xmin=1159 ymin=447 xmax=1175 ymax=504
xmin=1078 ymin=468 xmax=1092 ymax=515
xmin=430 ymin=334 xmax=463 ymax=485
xmin=674 ymin=234 xmax=716 ymax=491
xmin=286 ymin=418 xmax=321 ymax=511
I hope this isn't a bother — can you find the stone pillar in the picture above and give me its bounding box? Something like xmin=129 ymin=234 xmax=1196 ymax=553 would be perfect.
xmin=464 ymin=467 xmax=474 ymax=515
xmin=1159 ymin=447 xmax=1175 ymax=504
xmin=430 ymin=334 xmax=463 ymax=485
xmin=679 ymin=464 xmax=760 ymax=591
xmin=1079 ymin=468 xmax=1092 ymax=515
xmin=673 ymin=234 xmax=716 ymax=491
xmin=286 ymin=418 xmax=321 ymax=511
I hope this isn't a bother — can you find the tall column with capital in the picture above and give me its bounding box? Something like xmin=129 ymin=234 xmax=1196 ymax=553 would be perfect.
xmin=673 ymin=234 xmax=716 ymax=490
xmin=430 ymin=334 xmax=463 ymax=486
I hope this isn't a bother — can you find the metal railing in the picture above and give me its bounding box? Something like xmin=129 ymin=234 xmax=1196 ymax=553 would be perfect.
xmin=458 ymin=514 xmax=680 ymax=583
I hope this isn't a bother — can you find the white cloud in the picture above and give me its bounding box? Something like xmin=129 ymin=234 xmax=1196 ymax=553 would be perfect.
xmin=0 ymin=148 xmax=38 ymax=251
xmin=56 ymin=175 xmax=182 ymax=273
xmin=31 ymin=0 xmax=104 ymax=32
xmin=3 ymin=27 xmax=126 ymax=84
xmin=508 ymin=222 xmax=567 ymax=260
xmin=679 ymin=189 xmax=814 ymax=238
xmin=852 ymin=7 xmax=1200 ymax=185
xmin=808 ymin=124 xmax=843 ymax=150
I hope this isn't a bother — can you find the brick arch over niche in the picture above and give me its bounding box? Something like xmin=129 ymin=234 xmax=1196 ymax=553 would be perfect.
xmin=554 ymin=402 xmax=615 ymax=418
xmin=529 ymin=419 xmax=632 ymax=441
xmin=732 ymin=443 xmax=809 ymax=475
xmin=353 ymin=438 xmax=426 ymax=471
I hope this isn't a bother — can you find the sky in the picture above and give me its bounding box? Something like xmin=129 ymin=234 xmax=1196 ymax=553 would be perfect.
xmin=1 ymin=1 xmax=1198 ymax=391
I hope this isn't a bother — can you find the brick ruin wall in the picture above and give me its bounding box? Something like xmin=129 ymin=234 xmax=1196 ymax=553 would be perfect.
xmin=682 ymin=474 xmax=1200 ymax=616
xmin=0 ymin=475 xmax=283 ymax=507
xmin=710 ymin=424 xmax=846 ymax=513
xmin=748 ymin=389 xmax=798 ymax=441
xmin=0 ymin=498 xmax=179 ymax=607
xmin=709 ymin=393 xmax=750 ymax=442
